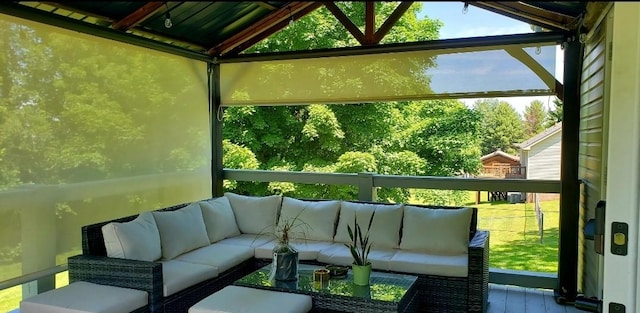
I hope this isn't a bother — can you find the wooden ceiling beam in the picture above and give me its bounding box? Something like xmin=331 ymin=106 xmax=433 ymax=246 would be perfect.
xmin=223 ymin=3 xmax=321 ymax=56
xmin=112 ymin=2 xmax=165 ymax=31
xmin=373 ymin=1 xmax=413 ymax=44
xmin=208 ymin=2 xmax=320 ymax=56
xmin=364 ymin=2 xmax=375 ymax=44
xmin=323 ymin=2 xmax=366 ymax=45
xmin=40 ymin=2 xmax=113 ymax=21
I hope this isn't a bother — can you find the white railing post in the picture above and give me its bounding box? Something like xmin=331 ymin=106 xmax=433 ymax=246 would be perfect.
xmin=357 ymin=172 xmax=376 ymax=202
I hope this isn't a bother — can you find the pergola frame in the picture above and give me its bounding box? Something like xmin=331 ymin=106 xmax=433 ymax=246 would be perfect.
xmin=208 ymin=31 xmax=581 ymax=302
xmin=0 ymin=1 xmax=583 ymax=303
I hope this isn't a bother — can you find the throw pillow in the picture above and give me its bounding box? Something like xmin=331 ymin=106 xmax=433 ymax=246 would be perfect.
xmin=224 ymin=192 xmax=281 ymax=235
xmin=152 ymin=202 xmax=210 ymax=259
xmin=200 ymin=196 xmax=241 ymax=243
xmin=278 ymin=197 xmax=341 ymax=242
xmin=102 ymin=211 xmax=161 ymax=262
xmin=400 ymin=205 xmax=473 ymax=254
xmin=334 ymin=201 xmax=404 ymax=249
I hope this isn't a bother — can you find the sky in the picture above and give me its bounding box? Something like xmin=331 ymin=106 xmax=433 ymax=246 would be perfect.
xmin=417 ymin=2 xmax=563 ymax=115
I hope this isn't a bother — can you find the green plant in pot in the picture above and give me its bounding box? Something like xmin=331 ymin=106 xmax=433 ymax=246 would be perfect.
xmin=345 ymin=211 xmax=375 ymax=286
xmin=258 ymin=209 xmax=309 ymax=281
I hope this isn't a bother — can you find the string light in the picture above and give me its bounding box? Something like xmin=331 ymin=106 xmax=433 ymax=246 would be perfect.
xmin=164 ymin=3 xmax=172 ymax=29
xmin=288 ymin=6 xmax=294 ymax=26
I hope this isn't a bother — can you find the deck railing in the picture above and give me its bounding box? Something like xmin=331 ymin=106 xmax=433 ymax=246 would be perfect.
xmin=224 ymin=169 xmax=560 ymax=289
xmin=0 ymin=169 xmax=561 ymax=296
xmin=479 ymin=165 xmax=527 ymax=179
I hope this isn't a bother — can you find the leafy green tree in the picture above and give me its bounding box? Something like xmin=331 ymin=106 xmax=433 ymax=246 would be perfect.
xmin=223 ymin=140 xmax=260 ymax=192
xmin=403 ymin=99 xmax=482 ymax=176
xmin=474 ymin=99 xmax=525 ymax=155
xmin=545 ymin=97 xmax=563 ymax=127
xmin=373 ymin=149 xmax=427 ymax=203
xmin=0 ymin=20 xmax=208 ymax=190
xmin=221 ymin=3 xmax=483 ymax=203
xmin=523 ymin=100 xmax=547 ymax=137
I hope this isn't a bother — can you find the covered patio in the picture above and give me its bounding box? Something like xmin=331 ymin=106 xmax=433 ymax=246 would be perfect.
xmin=1 ymin=1 xmax=638 ymax=312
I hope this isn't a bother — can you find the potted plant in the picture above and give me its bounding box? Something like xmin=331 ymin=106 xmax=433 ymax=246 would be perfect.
xmin=257 ymin=209 xmax=309 ymax=281
xmin=345 ymin=211 xmax=375 ymax=286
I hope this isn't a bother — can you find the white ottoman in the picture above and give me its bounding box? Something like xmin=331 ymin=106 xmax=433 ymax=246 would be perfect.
xmin=189 ymin=285 xmax=312 ymax=313
xmin=20 ymin=281 xmax=148 ymax=313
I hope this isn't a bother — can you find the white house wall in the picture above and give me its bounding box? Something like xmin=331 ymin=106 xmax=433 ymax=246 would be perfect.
xmin=602 ymin=3 xmax=640 ymax=312
xmin=526 ymin=132 xmax=562 ymax=180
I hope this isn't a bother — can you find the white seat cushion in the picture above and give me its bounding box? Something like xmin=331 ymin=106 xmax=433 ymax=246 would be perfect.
xmin=161 ymin=260 xmax=219 ymax=297
xmin=317 ymin=243 xmax=397 ymax=271
xmin=278 ymin=197 xmax=341 ymax=241
xmin=400 ymin=205 xmax=473 ymax=254
xmin=102 ymin=211 xmax=161 ymax=262
xmin=389 ymin=250 xmax=469 ymax=277
xmin=217 ymin=233 xmax=275 ymax=248
xmin=224 ymin=192 xmax=281 ymax=235
xmin=153 ymin=203 xmax=211 ymax=259
xmin=20 ymin=281 xmax=147 ymax=313
xmin=200 ymin=196 xmax=241 ymax=243
xmin=175 ymin=243 xmax=254 ymax=272
xmin=254 ymin=239 xmax=334 ymax=260
xmin=334 ymin=201 xmax=404 ymax=249
xmin=189 ymin=285 xmax=312 ymax=313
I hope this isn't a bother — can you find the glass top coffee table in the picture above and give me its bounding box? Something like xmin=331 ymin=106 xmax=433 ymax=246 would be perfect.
xmin=234 ymin=263 xmax=419 ymax=313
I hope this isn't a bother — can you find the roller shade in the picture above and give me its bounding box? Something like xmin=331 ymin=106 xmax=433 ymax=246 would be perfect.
xmin=0 ymin=13 xmax=211 ymax=285
xmin=220 ymin=42 xmax=557 ymax=106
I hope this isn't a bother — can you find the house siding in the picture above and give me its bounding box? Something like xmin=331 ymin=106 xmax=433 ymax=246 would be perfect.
xmin=526 ymin=133 xmax=562 ymax=180
xmin=578 ymin=15 xmax=608 ymax=299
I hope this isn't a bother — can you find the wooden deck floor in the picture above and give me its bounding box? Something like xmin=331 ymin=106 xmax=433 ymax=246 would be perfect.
xmin=488 ymin=284 xmax=584 ymax=313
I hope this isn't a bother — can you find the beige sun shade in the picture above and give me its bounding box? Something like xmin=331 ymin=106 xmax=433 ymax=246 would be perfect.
xmin=220 ymin=42 xmax=558 ymax=106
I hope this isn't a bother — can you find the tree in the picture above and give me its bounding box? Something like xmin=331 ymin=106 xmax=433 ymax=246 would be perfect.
xmin=474 ymin=99 xmax=525 ymax=155
xmin=523 ymin=100 xmax=547 ymax=137
xmin=545 ymin=97 xmax=563 ymax=127
xmin=0 ymin=19 xmax=208 ymax=189
xmin=223 ymin=2 xmax=442 ymax=168
xmin=403 ymin=99 xmax=482 ymax=176
xmin=220 ymin=3 xmax=483 ymax=202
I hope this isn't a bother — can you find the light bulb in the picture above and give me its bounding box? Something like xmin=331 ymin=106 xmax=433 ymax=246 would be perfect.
xmin=164 ymin=13 xmax=172 ymax=28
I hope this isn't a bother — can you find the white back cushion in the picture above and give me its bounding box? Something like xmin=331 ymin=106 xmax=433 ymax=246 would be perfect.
xmin=334 ymin=201 xmax=404 ymax=249
xmin=152 ymin=202 xmax=210 ymax=259
xmin=224 ymin=192 xmax=281 ymax=235
xmin=400 ymin=205 xmax=473 ymax=254
xmin=200 ymin=196 xmax=241 ymax=243
xmin=102 ymin=211 xmax=161 ymax=262
xmin=278 ymin=197 xmax=341 ymax=242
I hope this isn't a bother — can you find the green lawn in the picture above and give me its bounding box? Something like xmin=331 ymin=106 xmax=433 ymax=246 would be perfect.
xmin=468 ymin=192 xmax=559 ymax=273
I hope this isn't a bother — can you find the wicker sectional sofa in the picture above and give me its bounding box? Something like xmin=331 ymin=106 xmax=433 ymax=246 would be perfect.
xmin=68 ymin=193 xmax=489 ymax=313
